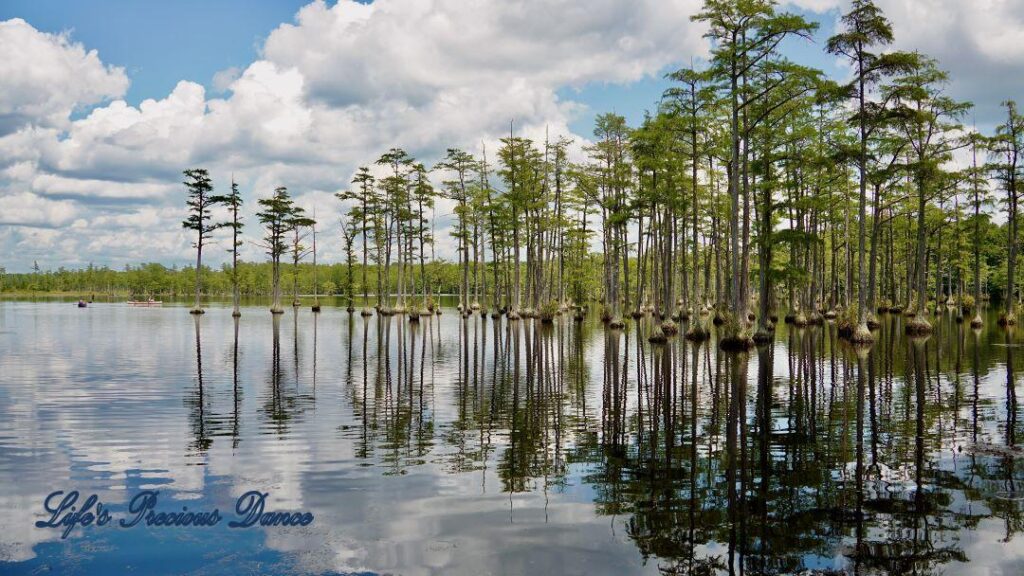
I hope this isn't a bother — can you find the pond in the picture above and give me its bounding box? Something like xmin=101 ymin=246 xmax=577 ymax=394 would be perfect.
xmin=0 ymin=300 xmax=1022 ymax=575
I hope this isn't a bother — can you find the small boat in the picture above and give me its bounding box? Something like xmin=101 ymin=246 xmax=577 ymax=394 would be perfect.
xmin=127 ymin=299 xmax=163 ymax=306
xmin=77 ymin=300 xmax=87 ymax=308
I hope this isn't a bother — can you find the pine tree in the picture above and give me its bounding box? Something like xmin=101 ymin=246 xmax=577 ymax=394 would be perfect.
xmin=181 ymin=168 xmax=226 ymax=314
xmin=223 ymin=177 xmax=244 ymax=317
xmin=256 ymin=187 xmax=297 ymax=314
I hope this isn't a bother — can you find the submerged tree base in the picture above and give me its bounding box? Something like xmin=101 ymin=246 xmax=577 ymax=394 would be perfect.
xmin=608 ymin=317 xmax=625 ymax=330
xmin=905 ymin=314 xmax=933 ymax=335
xmin=661 ymin=320 xmax=679 ymax=335
xmin=270 ymin=307 xmax=285 ymax=315
xmin=998 ymin=313 xmax=1017 ymax=327
xmin=684 ymin=322 xmax=710 ymax=341
xmin=836 ymin=316 xmax=854 ymax=339
xmin=232 ymin=310 xmax=241 ymax=318
xmin=539 ymin=302 xmax=558 ymax=323
xmin=719 ymin=312 xmax=754 ymax=351
xmin=360 ymin=308 xmax=373 ymax=317
xmin=189 ymin=308 xmax=205 ymax=315
xmin=752 ymin=325 xmax=774 ymax=344
xmin=971 ymin=314 xmax=984 ymax=328
xmin=849 ymin=323 xmax=874 ymax=344
xmin=720 ymin=335 xmax=755 ymax=351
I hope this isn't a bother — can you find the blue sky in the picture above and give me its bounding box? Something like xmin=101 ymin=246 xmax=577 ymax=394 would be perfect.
xmin=0 ymin=0 xmax=309 ymax=105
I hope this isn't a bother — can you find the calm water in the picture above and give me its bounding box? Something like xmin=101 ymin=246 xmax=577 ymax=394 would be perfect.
xmin=1 ymin=300 xmax=1023 ymax=575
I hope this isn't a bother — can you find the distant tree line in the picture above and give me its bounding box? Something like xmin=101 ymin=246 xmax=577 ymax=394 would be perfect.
xmin=0 ymin=260 xmax=603 ymax=301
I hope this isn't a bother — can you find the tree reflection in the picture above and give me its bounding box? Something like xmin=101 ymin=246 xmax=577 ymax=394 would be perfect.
xmin=185 ymin=314 xmax=214 ymax=453
xmin=232 ymin=315 xmax=241 ymax=449
xmin=263 ymin=313 xmax=287 ymax=433
xmin=261 ymin=313 xmax=312 ymax=434
xmin=321 ymin=309 xmax=1024 ymax=573
xmin=342 ymin=314 xmax=438 ymax=474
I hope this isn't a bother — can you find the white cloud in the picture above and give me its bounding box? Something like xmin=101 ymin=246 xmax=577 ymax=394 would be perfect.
xmin=880 ymin=0 xmax=1024 ymax=62
xmin=782 ymin=0 xmax=842 ymax=11
xmin=212 ymin=66 xmax=242 ymax=93
xmin=835 ymin=0 xmax=1024 ymax=125
xmin=31 ymin=173 xmax=176 ymax=200
xmin=0 ymin=192 xmax=76 ymax=227
xmin=0 ymin=1 xmax=709 ymax=270
xmin=263 ymin=0 xmax=707 ymax=104
xmin=44 ymin=81 xmax=208 ymax=182
xmin=0 ymin=18 xmax=127 ymax=134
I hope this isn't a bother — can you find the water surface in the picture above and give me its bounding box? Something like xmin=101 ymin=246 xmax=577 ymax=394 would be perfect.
xmin=1 ymin=300 xmax=1022 ymax=575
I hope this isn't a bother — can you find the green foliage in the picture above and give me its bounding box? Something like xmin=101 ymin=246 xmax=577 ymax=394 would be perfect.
xmin=181 ymin=168 xmax=226 ymax=244
xmin=256 ymin=187 xmax=298 ymax=262
xmin=538 ymin=300 xmax=559 ymax=321
xmin=2 ymin=260 xmax=481 ymax=298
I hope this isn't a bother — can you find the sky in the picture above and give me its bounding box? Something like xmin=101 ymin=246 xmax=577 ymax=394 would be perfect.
xmin=0 ymin=0 xmax=1021 ymax=272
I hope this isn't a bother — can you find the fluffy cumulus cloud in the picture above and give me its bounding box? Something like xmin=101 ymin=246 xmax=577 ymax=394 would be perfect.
xmin=875 ymin=0 xmax=1024 ymax=125
xmin=0 ymin=192 xmax=76 ymax=227
xmin=0 ymin=19 xmax=127 ymax=135
xmin=0 ymin=0 xmax=1020 ymax=271
xmin=799 ymin=0 xmax=1024 ymax=125
xmin=264 ymin=0 xmax=706 ymax=105
xmin=0 ymin=0 xmax=707 ymax=270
